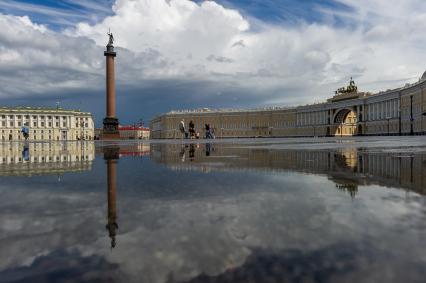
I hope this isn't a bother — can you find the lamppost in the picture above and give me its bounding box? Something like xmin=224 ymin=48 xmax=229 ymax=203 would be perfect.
xmin=398 ymin=109 xmax=402 ymax=135
xmin=386 ymin=116 xmax=391 ymax=136
xmin=410 ymin=96 xmax=414 ymax=135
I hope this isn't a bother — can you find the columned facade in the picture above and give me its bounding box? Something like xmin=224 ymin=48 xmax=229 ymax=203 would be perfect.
xmin=150 ymin=73 xmax=426 ymax=139
xmin=0 ymin=107 xmax=94 ymax=141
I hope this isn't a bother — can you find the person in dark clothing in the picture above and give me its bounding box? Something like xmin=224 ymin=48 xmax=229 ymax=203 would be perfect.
xmin=189 ymin=120 xmax=195 ymax=138
xmin=205 ymin=123 xmax=213 ymax=139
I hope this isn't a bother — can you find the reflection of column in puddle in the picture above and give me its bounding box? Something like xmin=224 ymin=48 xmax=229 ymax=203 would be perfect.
xmin=104 ymin=147 xmax=119 ymax=248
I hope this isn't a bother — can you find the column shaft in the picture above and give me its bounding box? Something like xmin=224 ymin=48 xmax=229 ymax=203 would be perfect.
xmin=106 ymin=56 xmax=116 ymax=118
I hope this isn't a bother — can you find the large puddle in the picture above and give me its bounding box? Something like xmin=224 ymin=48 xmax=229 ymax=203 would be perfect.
xmin=0 ymin=137 xmax=425 ymax=283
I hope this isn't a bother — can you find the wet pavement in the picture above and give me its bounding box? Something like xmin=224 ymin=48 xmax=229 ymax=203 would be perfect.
xmin=0 ymin=137 xmax=425 ymax=283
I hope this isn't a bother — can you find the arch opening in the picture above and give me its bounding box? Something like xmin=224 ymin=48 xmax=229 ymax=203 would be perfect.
xmin=333 ymin=109 xmax=357 ymax=136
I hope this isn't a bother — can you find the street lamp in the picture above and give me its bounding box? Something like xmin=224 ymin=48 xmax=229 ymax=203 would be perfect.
xmin=386 ymin=116 xmax=391 ymax=136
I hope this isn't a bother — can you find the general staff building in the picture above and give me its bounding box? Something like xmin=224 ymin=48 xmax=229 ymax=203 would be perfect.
xmin=150 ymin=72 xmax=426 ymax=139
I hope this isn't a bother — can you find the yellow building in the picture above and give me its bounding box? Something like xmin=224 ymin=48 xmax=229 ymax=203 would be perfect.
xmin=150 ymin=74 xmax=426 ymax=138
xmin=0 ymin=107 xmax=94 ymax=141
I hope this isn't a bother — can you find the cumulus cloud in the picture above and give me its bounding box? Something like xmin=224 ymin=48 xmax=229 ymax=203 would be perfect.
xmin=0 ymin=0 xmax=426 ymax=122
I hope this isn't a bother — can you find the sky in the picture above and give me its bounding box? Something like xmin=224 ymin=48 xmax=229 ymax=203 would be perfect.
xmin=0 ymin=0 xmax=426 ymax=125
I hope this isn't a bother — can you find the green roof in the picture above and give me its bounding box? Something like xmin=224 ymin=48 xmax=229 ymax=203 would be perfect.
xmin=0 ymin=106 xmax=92 ymax=115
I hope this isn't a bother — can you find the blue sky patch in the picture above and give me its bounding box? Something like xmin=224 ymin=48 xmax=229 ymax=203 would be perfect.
xmin=0 ymin=0 xmax=354 ymax=30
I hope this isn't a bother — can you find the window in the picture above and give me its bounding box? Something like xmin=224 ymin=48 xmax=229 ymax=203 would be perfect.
xmin=33 ymin=122 xmax=37 ymax=127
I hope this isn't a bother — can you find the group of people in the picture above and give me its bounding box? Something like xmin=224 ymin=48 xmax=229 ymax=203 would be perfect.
xmin=179 ymin=119 xmax=215 ymax=139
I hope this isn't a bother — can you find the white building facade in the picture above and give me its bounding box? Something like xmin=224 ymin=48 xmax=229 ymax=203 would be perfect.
xmin=0 ymin=107 xmax=95 ymax=141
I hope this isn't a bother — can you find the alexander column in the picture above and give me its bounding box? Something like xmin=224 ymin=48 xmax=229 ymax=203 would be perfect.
xmin=103 ymin=31 xmax=119 ymax=139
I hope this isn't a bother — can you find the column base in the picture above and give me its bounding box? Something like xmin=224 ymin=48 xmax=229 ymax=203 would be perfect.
xmin=102 ymin=117 xmax=120 ymax=139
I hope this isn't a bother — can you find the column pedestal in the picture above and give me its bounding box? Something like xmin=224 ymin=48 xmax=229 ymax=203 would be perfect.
xmin=103 ymin=117 xmax=120 ymax=139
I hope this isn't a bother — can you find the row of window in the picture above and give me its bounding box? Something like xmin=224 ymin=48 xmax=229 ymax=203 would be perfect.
xmin=169 ymin=121 xmax=296 ymax=130
xmin=1 ymin=115 xmax=88 ymax=120
xmin=365 ymin=99 xmax=399 ymax=121
xmin=0 ymin=155 xmax=91 ymax=163
xmin=1 ymin=135 xmax=92 ymax=140
xmin=297 ymin=111 xmax=328 ymax=126
xmin=0 ymin=121 xmax=89 ymax=128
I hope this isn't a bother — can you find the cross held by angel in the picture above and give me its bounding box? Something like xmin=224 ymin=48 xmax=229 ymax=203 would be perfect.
xmin=107 ymin=29 xmax=114 ymax=46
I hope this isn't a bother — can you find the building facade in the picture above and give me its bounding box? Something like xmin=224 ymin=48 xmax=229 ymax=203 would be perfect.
xmin=0 ymin=142 xmax=94 ymax=176
xmin=150 ymin=73 xmax=426 ymax=138
xmin=0 ymin=107 xmax=94 ymax=141
xmin=95 ymin=126 xmax=150 ymax=140
xmin=118 ymin=126 xmax=150 ymax=139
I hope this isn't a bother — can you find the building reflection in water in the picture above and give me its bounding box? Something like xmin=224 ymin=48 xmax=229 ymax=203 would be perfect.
xmin=150 ymin=143 xmax=426 ymax=196
xmin=103 ymin=146 xmax=119 ymax=249
xmin=0 ymin=142 xmax=95 ymax=176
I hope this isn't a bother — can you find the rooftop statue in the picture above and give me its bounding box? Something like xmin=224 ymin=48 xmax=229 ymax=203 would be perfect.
xmin=335 ymin=77 xmax=358 ymax=95
xmin=107 ymin=30 xmax=114 ymax=46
